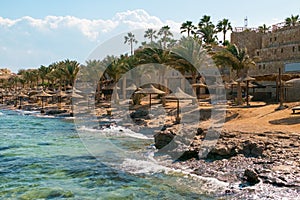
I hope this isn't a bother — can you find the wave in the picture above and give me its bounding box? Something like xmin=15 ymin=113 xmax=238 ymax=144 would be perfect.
xmin=77 ymin=125 xmax=152 ymax=140
xmin=0 ymin=111 xmax=3 ymax=116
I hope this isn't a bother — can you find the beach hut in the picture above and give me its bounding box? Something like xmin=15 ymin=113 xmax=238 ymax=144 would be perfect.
xmin=135 ymin=84 xmax=165 ymax=109
xmin=165 ymin=87 xmax=196 ymax=123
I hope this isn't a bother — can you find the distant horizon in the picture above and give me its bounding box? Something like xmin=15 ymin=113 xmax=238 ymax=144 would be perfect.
xmin=1 ymin=0 xmax=299 ymax=72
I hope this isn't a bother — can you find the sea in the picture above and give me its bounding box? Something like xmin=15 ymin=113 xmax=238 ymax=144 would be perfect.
xmin=0 ymin=108 xmax=231 ymax=200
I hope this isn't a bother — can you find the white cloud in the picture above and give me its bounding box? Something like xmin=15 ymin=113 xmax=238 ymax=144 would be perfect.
xmin=0 ymin=9 xmax=182 ymax=71
xmin=0 ymin=9 xmax=181 ymax=41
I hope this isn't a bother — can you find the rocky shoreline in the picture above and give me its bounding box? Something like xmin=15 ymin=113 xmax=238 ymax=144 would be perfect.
xmin=150 ymin=104 xmax=300 ymax=198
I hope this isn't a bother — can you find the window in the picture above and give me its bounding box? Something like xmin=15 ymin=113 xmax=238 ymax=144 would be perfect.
xmin=257 ymin=51 xmax=260 ymax=56
xmin=293 ymin=46 xmax=295 ymax=52
xmin=274 ymin=36 xmax=277 ymax=41
xmin=259 ymin=65 xmax=261 ymax=70
xmin=298 ymin=46 xmax=300 ymax=51
xmin=263 ymin=64 xmax=266 ymax=70
xmin=281 ymin=48 xmax=283 ymax=53
xmin=274 ymin=49 xmax=277 ymax=54
xmin=270 ymin=38 xmax=272 ymax=42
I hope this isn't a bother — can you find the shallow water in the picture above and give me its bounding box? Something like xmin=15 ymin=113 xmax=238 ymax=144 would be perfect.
xmin=0 ymin=109 xmax=231 ymax=199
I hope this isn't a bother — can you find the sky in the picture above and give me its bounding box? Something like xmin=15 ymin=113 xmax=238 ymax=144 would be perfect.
xmin=1 ymin=0 xmax=299 ymax=72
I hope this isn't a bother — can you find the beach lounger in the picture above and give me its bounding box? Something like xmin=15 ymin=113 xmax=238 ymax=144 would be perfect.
xmin=292 ymin=106 xmax=300 ymax=114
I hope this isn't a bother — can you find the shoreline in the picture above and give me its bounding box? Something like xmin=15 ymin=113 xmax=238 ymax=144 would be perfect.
xmin=1 ymin=101 xmax=300 ymax=198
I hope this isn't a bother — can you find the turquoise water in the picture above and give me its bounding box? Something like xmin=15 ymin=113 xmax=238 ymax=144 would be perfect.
xmin=0 ymin=109 xmax=228 ymax=200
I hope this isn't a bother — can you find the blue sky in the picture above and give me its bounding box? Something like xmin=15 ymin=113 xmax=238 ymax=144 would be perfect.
xmin=1 ymin=0 xmax=299 ymax=72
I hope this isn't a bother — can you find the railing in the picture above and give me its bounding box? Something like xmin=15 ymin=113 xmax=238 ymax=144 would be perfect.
xmin=234 ymin=21 xmax=300 ymax=33
xmin=234 ymin=27 xmax=258 ymax=32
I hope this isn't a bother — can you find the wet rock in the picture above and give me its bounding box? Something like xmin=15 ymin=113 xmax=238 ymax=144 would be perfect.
xmin=46 ymin=109 xmax=67 ymax=115
xmin=130 ymin=109 xmax=150 ymax=119
xmin=244 ymin=168 xmax=260 ymax=185
xmin=154 ymin=130 xmax=175 ymax=149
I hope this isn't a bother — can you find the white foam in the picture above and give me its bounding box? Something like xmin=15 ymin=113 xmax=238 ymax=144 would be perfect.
xmin=121 ymin=158 xmax=173 ymax=175
xmin=0 ymin=111 xmax=3 ymax=116
xmin=77 ymin=125 xmax=152 ymax=140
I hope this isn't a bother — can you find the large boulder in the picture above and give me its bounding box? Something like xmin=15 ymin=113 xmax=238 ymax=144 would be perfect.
xmin=154 ymin=130 xmax=175 ymax=149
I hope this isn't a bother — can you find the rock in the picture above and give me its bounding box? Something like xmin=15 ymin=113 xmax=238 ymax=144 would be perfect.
xmin=239 ymin=140 xmax=265 ymax=157
xmin=244 ymin=168 xmax=260 ymax=185
xmin=196 ymin=128 xmax=204 ymax=136
xmin=130 ymin=109 xmax=150 ymax=119
xmin=154 ymin=130 xmax=175 ymax=149
xmin=211 ymin=144 xmax=233 ymax=156
xmin=46 ymin=109 xmax=67 ymax=115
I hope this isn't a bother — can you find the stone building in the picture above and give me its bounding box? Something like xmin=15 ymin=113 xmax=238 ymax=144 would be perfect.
xmin=230 ymin=23 xmax=300 ymax=102
xmin=231 ymin=23 xmax=300 ymax=76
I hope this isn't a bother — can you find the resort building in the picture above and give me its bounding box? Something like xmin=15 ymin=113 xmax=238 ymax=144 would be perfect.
xmin=231 ymin=22 xmax=300 ymax=102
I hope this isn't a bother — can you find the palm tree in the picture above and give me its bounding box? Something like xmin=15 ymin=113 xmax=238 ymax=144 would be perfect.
xmin=144 ymin=28 xmax=158 ymax=43
xmin=216 ymin=18 xmax=232 ymax=45
xmin=38 ymin=65 xmax=50 ymax=88
xmin=180 ymin=21 xmax=196 ymax=37
xmin=258 ymin=24 xmax=271 ymax=33
xmin=124 ymin=32 xmax=138 ymax=56
xmin=213 ymin=44 xmax=256 ymax=105
xmin=158 ymin=25 xmax=173 ymax=49
xmin=197 ymin=15 xmax=217 ymax=45
xmin=171 ymin=37 xmax=206 ymax=84
xmin=59 ymin=59 xmax=80 ymax=88
xmin=135 ymin=47 xmax=173 ymax=92
xmin=285 ymin=14 xmax=299 ymax=26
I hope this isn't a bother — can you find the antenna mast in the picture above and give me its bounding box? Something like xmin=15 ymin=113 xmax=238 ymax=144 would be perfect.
xmin=244 ymin=16 xmax=248 ymax=29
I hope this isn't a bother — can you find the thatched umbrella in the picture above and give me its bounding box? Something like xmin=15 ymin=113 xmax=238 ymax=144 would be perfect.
xmin=17 ymin=92 xmax=28 ymax=109
xmin=192 ymin=82 xmax=207 ymax=99
xmin=68 ymin=92 xmax=84 ymax=116
xmin=165 ymin=87 xmax=196 ymax=123
xmin=34 ymin=90 xmax=53 ymax=113
xmin=126 ymin=83 xmax=137 ymax=91
xmin=135 ymin=84 xmax=165 ymax=109
xmin=226 ymin=79 xmax=238 ymax=99
xmin=55 ymin=90 xmax=67 ymax=109
xmin=237 ymin=75 xmax=255 ymax=106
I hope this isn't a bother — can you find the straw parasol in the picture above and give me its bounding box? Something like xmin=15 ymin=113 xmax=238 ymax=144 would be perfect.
xmin=135 ymin=84 xmax=165 ymax=108
xmin=126 ymin=83 xmax=137 ymax=91
xmin=165 ymin=87 xmax=196 ymax=123
xmin=55 ymin=90 xmax=67 ymax=109
xmin=17 ymin=92 xmax=28 ymax=109
xmin=34 ymin=90 xmax=53 ymax=113
xmin=236 ymin=75 xmax=255 ymax=106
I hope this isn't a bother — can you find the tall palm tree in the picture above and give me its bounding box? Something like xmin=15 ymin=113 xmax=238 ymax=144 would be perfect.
xmin=59 ymin=59 xmax=80 ymax=88
xmin=135 ymin=47 xmax=173 ymax=91
xmin=144 ymin=28 xmax=158 ymax=43
xmin=213 ymin=44 xmax=256 ymax=105
xmin=124 ymin=32 xmax=138 ymax=56
xmin=171 ymin=37 xmax=206 ymax=84
xmin=158 ymin=25 xmax=173 ymax=49
xmin=258 ymin=24 xmax=271 ymax=33
xmin=285 ymin=14 xmax=299 ymax=26
xmin=197 ymin=15 xmax=217 ymax=45
xmin=216 ymin=18 xmax=232 ymax=45
xmin=38 ymin=65 xmax=51 ymax=88
xmin=180 ymin=21 xmax=196 ymax=37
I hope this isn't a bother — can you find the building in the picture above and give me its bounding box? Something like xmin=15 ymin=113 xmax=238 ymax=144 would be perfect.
xmin=231 ymin=22 xmax=300 ymax=102
xmin=231 ymin=22 xmax=300 ymax=76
